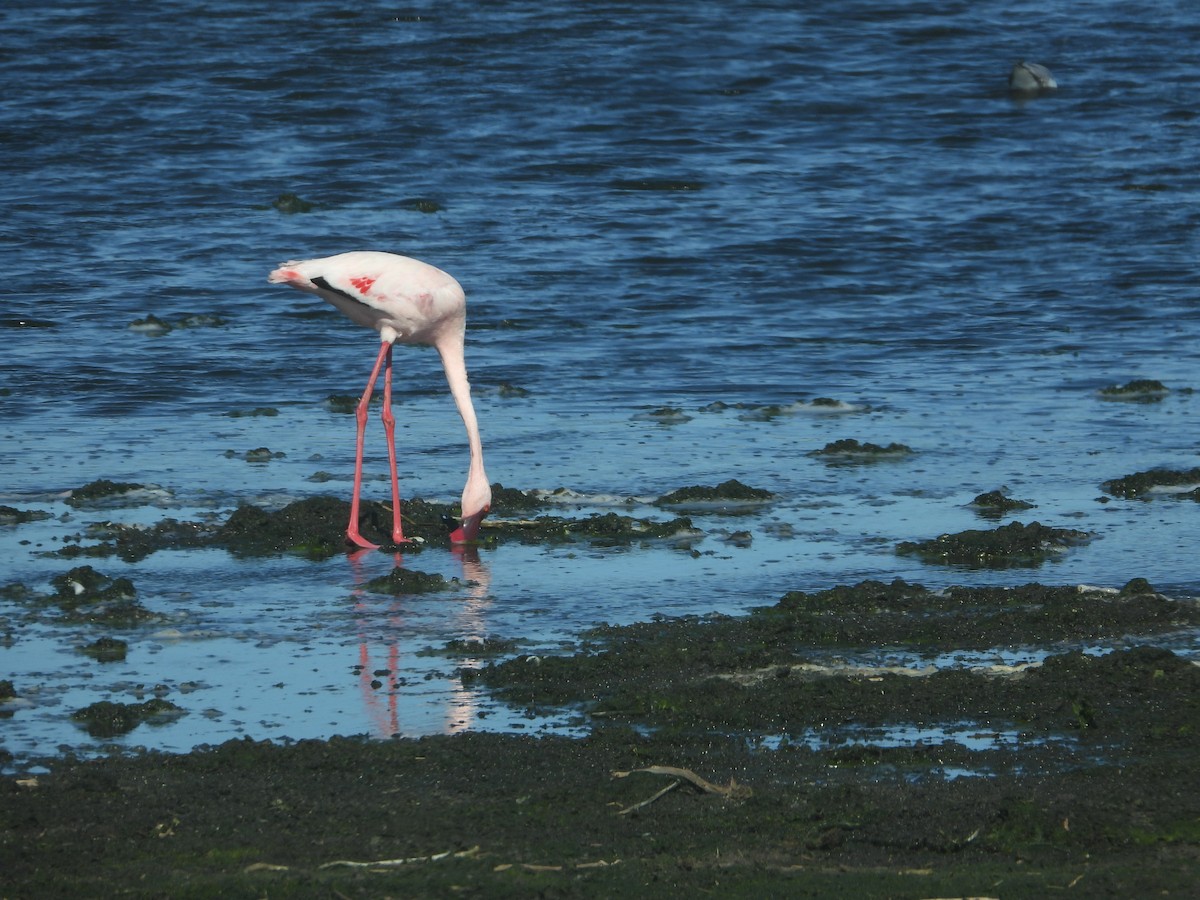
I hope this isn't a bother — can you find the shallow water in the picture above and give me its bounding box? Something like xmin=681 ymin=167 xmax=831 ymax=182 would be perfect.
xmin=2 ymin=0 xmax=1199 ymax=767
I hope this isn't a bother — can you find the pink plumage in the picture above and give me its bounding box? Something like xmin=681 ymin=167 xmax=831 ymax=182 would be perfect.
xmin=269 ymin=251 xmax=490 ymax=549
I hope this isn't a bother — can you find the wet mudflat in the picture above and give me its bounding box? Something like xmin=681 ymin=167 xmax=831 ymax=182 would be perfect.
xmin=3 ymin=485 xmax=1199 ymax=898
xmin=3 ymin=721 xmax=1197 ymax=899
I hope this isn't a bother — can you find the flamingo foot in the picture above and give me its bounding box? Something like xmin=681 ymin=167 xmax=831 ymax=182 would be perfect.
xmin=345 ymin=527 xmax=380 ymax=551
xmin=387 ymin=510 xmax=410 ymax=546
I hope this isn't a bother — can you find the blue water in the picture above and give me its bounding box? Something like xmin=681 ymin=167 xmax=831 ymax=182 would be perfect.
xmin=2 ymin=0 xmax=1199 ymax=766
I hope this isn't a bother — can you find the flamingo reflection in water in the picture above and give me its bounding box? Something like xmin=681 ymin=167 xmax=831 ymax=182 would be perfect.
xmin=348 ymin=547 xmax=492 ymax=738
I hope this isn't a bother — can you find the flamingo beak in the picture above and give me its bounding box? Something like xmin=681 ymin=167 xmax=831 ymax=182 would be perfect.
xmin=449 ymin=506 xmax=489 ymax=544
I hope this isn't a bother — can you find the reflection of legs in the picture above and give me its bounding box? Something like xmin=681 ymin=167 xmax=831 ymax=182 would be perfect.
xmin=346 ymin=340 xmax=393 ymax=550
xmin=381 ymin=344 xmax=407 ymax=544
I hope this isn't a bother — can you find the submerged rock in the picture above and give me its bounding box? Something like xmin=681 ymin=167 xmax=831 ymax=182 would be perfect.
xmin=223 ymin=407 xmax=279 ymax=418
xmin=71 ymin=698 xmax=185 ymax=738
xmin=78 ymin=637 xmax=128 ymax=663
xmin=66 ymin=480 xmax=171 ymax=509
xmin=489 ymin=483 xmax=550 ymax=513
xmin=420 ymin=636 xmax=521 ymax=658
xmin=50 ymin=573 xmax=140 ymax=613
xmin=400 ymin=197 xmax=444 ymax=213
xmin=128 ymin=314 xmax=172 ymax=335
xmin=174 ymin=313 xmax=227 ymax=329
xmin=214 ymin=496 xmax=374 ymax=558
xmin=736 ymin=397 xmax=868 ymax=421
xmin=485 ymin=511 xmax=700 ymax=547
xmin=213 ymin=494 xmax=495 ymax=556
xmin=1009 ymin=60 xmax=1057 ymax=93
xmin=896 ymin=520 xmax=1092 ymax=567
xmin=0 ymin=505 xmax=53 ymax=526
xmin=809 ymin=439 xmax=913 ymax=462
xmin=323 ymin=394 xmax=360 ymax=414
xmin=1099 ymin=379 xmax=1170 ymax=402
xmin=363 ymin=567 xmax=459 ymax=595
xmin=654 ymin=479 xmax=775 ymax=513
xmin=969 ymin=489 xmax=1036 ymax=518
xmin=1102 ymin=467 xmax=1200 ymax=499
xmin=54 ymin=518 xmax=215 ymax=563
xmin=496 ymin=382 xmax=531 ymax=398
xmin=271 ymin=192 xmax=313 ymax=214
xmin=633 ymin=406 xmax=693 ymax=424
xmin=0 ymin=680 xmax=16 ymax=720
xmin=483 ymin=489 xmax=700 ymax=546
xmin=44 ymin=566 xmax=156 ymax=626
xmin=45 ymin=484 xmax=700 ymax=561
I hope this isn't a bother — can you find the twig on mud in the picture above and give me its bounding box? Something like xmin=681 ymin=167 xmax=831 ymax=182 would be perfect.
xmin=616 ymin=778 xmax=682 ymax=816
xmin=614 ymin=765 xmax=752 ymax=798
xmin=243 ymin=862 xmax=290 ymax=873
xmin=612 ymin=765 xmax=753 ymax=815
xmin=319 ymin=845 xmax=481 ymax=869
xmin=493 ymin=859 xmax=621 ymax=873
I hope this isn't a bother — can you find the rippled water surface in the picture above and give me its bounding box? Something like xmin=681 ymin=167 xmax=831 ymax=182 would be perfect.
xmin=3 ymin=0 xmax=1199 ymax=765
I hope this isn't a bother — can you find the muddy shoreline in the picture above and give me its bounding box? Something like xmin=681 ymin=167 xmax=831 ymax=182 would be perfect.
xmin=3 ymin=482 xmax=1200 ymax=896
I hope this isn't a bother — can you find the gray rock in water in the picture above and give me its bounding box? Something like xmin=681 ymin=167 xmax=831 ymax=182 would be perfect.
xmin=1009 ymin=60 xmax=1058 ymax=93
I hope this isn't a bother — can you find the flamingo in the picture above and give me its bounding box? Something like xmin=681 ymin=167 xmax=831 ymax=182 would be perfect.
xmin=268 ymin=251 xmax=490 ymax=549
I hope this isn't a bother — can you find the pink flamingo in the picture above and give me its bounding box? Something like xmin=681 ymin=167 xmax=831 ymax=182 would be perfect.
xmin=268 ymin=251 xmax=490 ymax=549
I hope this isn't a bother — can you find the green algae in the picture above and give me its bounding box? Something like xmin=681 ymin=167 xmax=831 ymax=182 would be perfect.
xmin=1098 ymin=378 xmax=1170 ymax=401
xmin=1102 ymin=466 xmax=1200 ymax=499
xmin=809 ymin=438 xmax=913 ymax=462
xmin=418 ymin=636 xmax=523 ymax=658
xmin=53 ymin=518 xmax=215 ymax=563
xmin=33 ymin=482 xmax=709 ymax=562
xmin=78 ymin=636 xmax=128 ymax=662
xmin=71 ymin=698 xmax=186 ymax=738
xmin=65 ymin=479 xmax=164 ymax=509
xmin=969 ymin=489 xmax=1035 ymax=518
xmin=362 ymin=567 xmax=460 ymax=595
xmin=214 ymin=496 xmax=380 ymax=558
xmin=223 ymin=407 xmax=280 ymax=418
xmin=468 ymin=579 xmax=1200 ymax=734
xmin=0 ymin=505 xmax=53 ymax=526
xmin=270 ymin=192 xmax=314 ymax=213
xmin=399 ymin=196 xmax=444 ymax=213
xmin=39 ymin=565 xmax=158 ymax=626
xmin=896 ymin=520 xmax=1092 ymax=567
xmin=5 ymin=571 xmax=1200 ymax=897
xmin=654 ymin=479 xmax=775 ymax=509
xmin=8 ymin=671 xmax=1197 ymax=896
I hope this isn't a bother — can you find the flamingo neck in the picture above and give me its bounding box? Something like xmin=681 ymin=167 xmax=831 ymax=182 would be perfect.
xmin=438 ymin=338 xmax=491 ymax=542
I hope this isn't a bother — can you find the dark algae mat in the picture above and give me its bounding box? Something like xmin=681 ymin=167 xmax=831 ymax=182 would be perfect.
xmin=5 ymin=578 xmax=1198 ymax=898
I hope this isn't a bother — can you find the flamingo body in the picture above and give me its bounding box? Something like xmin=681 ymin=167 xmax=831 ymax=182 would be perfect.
xmin=269 ymin=251 xmax=490 ymax=548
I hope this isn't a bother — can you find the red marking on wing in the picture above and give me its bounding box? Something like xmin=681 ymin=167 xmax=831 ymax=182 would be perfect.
xmin=349 ymin=275 xmax=377 ymax=295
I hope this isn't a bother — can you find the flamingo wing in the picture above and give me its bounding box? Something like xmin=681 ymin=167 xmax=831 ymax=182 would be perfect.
xmin=271 ymin=252 xmax=461 ymax=340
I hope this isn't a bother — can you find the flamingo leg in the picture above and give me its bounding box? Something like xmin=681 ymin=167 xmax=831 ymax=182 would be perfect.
xmin=346 ymin=340 xmax=393 ymax=550
xmin=380 ymin=344 xmax=408 ymax=544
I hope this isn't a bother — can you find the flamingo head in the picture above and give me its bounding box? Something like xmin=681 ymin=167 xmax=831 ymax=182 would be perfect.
xmin=450 ymin=474 xmax=491 ymax=544
xmin=449 ymin=504 xmax=489 ymax=544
